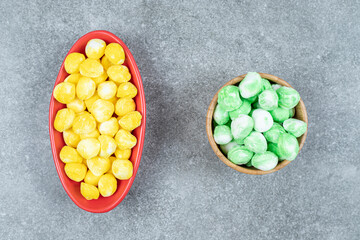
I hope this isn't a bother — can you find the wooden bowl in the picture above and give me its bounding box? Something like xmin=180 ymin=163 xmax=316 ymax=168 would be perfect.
xmin=206 ymin=73 xmax=308 ymax=175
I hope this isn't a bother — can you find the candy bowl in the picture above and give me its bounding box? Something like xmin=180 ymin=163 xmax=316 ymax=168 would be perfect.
xmin=206 ymin=73 xmax=308 ymax=175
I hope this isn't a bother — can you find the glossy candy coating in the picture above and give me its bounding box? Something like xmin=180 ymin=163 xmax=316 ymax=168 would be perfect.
xmin=244 ymin=131 xmax=267 ymax=153
xmin=217 ymin=85 xmax=242 ymax=111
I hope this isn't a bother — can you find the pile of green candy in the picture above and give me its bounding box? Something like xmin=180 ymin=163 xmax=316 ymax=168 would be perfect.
xmin=213 ymin=72 xmax=307 ymax=171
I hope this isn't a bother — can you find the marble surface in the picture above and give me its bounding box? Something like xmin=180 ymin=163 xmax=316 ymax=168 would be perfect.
xmin=0 ymin=0 xmax=359 ymax=239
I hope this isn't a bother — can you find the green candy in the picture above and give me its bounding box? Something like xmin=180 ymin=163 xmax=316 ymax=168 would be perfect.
xmin=229 ymin=100 xmax=251 ymax=120
xmin=220 ymin=140 xmax=239 ymax=155
xmin=213 ymin=104 xmax=230 ymax=125
xmin=239 ymin=72 xmax=263 ymax=98
xmin=271 ymin=84 xmax=282 ymax=91
xmin=246 ymin=160 xmax=253 ymax=167
xmin=283 ymin=118 xmax=307 ymax=137
xmin=214 ymin=125 xmax=233 ymax=145
xmin=227 ymin=146 xmax=254 ymax=165
xmin=263 ymin=122 xmax=286 ymax=143
xmin=244 ymin=95 xmax=258 ymax=104
xmin=289 ymin=108 xmax=295 ymax=118
xmin=269 ymin=107 xmax=290 ymax=123
xmin=261 ymin=78 xmax=272 ymax=91
xmin=234 ymin=138 xmax=244 ymax=145
xmin=267 ymin=143 xmax=286 ymax=160
xmin=244 ymin=131 xmax=267 ymax=153
xmin=276 ymin=86 xmax=300 ymax=109
xmin=217 ymin=86 xmax=242 ymax=111
xmin=251 ymin=151 xmax=278 ymax=171
xmin=277 ymin=133 xmax=299 ymax=161
xmin=251 ymin=109 xmax=273 ymax=132
xmin=230 ymin=114 xmax=254 ymax=140
xmin=258 ymin=89 xmax=278 ymax=111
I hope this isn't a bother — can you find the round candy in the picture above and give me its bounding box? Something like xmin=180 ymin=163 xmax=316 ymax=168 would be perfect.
xmin=60 ymin=146 xmax=83 ymax=163
xmin=244 ymin=131 xmax=267 ymax=153
xmin=63 ymin=129 xmax=81 ymax=148
xmin=263 ymin=122 xmax=286 ymax=143
xmin=251 ymin=109 xmax=273 ymax=132
xmin=105 ymin=43 xmax=125 ymax=65
xmin=64 ymin=53 xmax=85 ymax=74
xmin=213 ymin=104 xmax=229 ymax=125
xmin=107 ymin=156 xmax=117 ymax=174
xmin=276 ymin=86 xmax=300 ymax=109
xmin=79 ymin=58 xmax=104 ymax=78
xmin=84 ymin=93 xmax=100 ymax=112
xmin=64 ymin=73 xmax=81 ymax=84
xmin=269 ymin=107 xmax=290 ymax=123
xmin=283 ymin=118 xmax=307 ymax=137
xmin=227 ymin=146 xmax=254 ymax=165
xmin=112 ymin=159 xmax=133 ymax=180
xmin=251 ymin=151 xmax=278 ymax=171
xmin=258 ymin=90 xmax=278 ymax=111
xmin=84 ymin=170 xmax=102 ymax=186
xmin=277 ymin=133 xmax=299 ymax=161
xmin=77 ymin=138 xmax=100 ymax=159
xmin=98 ymin=173 xmax=117 ymax=197
xmin=92 ymin=72 xmax=108 ymax=85
xmin=117 ymin=82 xmax=138 ymax=98
xmin=271 ymin=84 xmax=282 ymax=91
xmin=99 ymin=117 xmax=119 ymax=137
xmin=115 ymin=98 xmax=136 ymax=117
xmin=115 ymin=148 xmax=131 ymax=160
xmin=87 ymin=156 xmax=111 ymax=176
xmin=289 ymin=108 xmax=295 ymax=118
xmin=53 ymin=82 xmax=76 ymax=104
xmin=76 ymin=77 xmax=96 ymax=100
xmin=217 ymin=85 xmax=242 ymax=111
xmin=213 ymin=125 xmax=232 ymax=145
xmin=239 ymin=72 xmax=262 ymax=98
xmin=243 ymin=95 xmax=258 ymax=104
xmin=107 ymin=65 xmax=131 ymax=83
xmin=115 ymin=129 xmax=137 ymax=150
xmin=80 ymin=182 xmax=99 ymax=200
xmin=118 ymin=111 xmax=142 ymax=131
xmin=72 ymin=112 xmax=96 ymax=134
xmin=66 ymin=98 xmax=85 ymax=113
xmin=220 ymin=140 xmax=239 ymax=155
xmin=230 ymin=114 xmax=254 ymax=140
xmin=101 ymin=55 xmax=113 ymax=70
xmin=97 ymin=81 xmax=117 ymax=100
xmin=64 ymin=163 xmax=87 ymax=182
xmin=85 ymin=39 xmax=106 ymax=59
xmin=267 ymin=142 xmax=285 ymax=160
xmin=54 ymin=108 xmax=75 ymax=132
xmin=229 ymin=100 xmax=251 ymax=120
xmin=98 ymin=135 xmax=117 ymax=158
xmin=261 ymin=78 xmax=272 ymax=91
xmin=90 ymin=99 xmax=114 ymax=123
xmin=79 ymin=129 xmax=100 ymax=140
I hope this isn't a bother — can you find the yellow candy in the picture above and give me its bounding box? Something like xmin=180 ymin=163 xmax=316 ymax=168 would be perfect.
xmin=97 ymin=81 xmax=117 ymax=100
xmin=79 ymin=129 xmax=100 ymax=140
xmin=77 ymin=138 xmax=100 ymax=159
xmin=98 ymin=173 xmax=117 ymax=197
xmin=72 ymin=111 xmax=96 ymax=134
xmin=112 ymin=159 xmax=133 ymax=180
xmin=64 ymin=73 xmax=81 ymax=84
xmin=80 ymin=182 xmax=99 ymax=200
xmin=79 ymin=58 xmax=104 ymax=78
xmin=108 ymin=95 xmax=118 ymax=106
xmin=66 ymin=98 xmax=85 ymax=113
xmin=115 ymin=98 xmax=135 ymax=117
xmin=105 ymin=43 xmax=125 ymax=65
xmin=115 ymin=129 xmax=137 ymax=150
xmin=64 ymin=53 xmax=85 ymax=74
xmin=64 ymin=163 xmax=87 ymax=182
xmin=60 ymin=146 xmax=83 ymax=163
xmin=118 ymin=111 xmax=142 ymax=131
xmin=84 ymin=170 xmax=102 ymax=186
xmin=85 ymin=39 xmax=106 ymax=59
xmin=107 ymin=156 xmax=117 ymax=174
xmin=92 ymin=71 xmax=108 ymax=85
xmin=87 ymin=156 xmax=111 ymax=176
xmin=98 ymin=117 xmax=119 ymax=137
xmin=117 ymin=82 xmax=138 ymax=98
xmin=101 ymin=55 xmax=113 ymax=71
xmin=90 ymin=99 xmax=114 ymax=123
xmin=98 ymin=135 xmax=117 ymax=158
xmin=76 ymin=77 xmax=96 ymax=100
xmin=53 ymin=82 xmax=76 ymax=104
xmin=114 ymin=148 xmax=131 ymax=160
xmin=54 ymin=108 xmax=75 ymax=132
xmin=107 ymin=65 xmax=131 ymax=83
xmin=84 ymin=93 xmax=100 ymax=111
xmin=63 ymin=129 xmax=81 ymax=148
xmin=82 ymin=158 xmax=88 ymax=167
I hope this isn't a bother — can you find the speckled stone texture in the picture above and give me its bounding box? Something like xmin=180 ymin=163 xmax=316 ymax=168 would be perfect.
xmin=0 ymin=0 xmax=359 ymax=239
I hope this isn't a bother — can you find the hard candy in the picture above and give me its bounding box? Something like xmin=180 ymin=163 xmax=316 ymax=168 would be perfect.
xmin=251 ymin=109 xmax=273 ymax=132
xmin=251 ymin=151 xmax=278 ymax=171
xmin=267 ymin=142 xmax=285 ymax=160
xmin=283 ymin=118 xmax=307 ymax=137
xmin=214 ymin=125 xmax=232 ymax=145
xmin=80 ymin=182 xmax=99 ymax=200
xmin=277 ymin=133 xmax=299 ymax=161
xmin=276 ymin=86 xmax=300 ymax=109
xmin=219 ymin=140 xmax=239 ymax=155
xmin=217 ymin=85 xmax=242 ymax=111
xmin=269 ymin=107 xmax=290 ymax=123
xmin=229 ymin=100 xmax=251 ymax=120
xmin=271 ymin=84 xmax=282 ymax=91
xmin=213 ymin=104 xmax=230 ymax=125
xmin=239 ymin=72 xmax=263 ymax=98
xmin=243 ymin=95 xmax=258 ymax=104
xmin=263 ymin=122 xmax=286 ymax=143
xmin=227 ymin=146 xmax=254 ymax=165
xmin=289 ymin=108 xmax=295 ymax=118
xmin=98 ymin=173 xmax=117 ymax=197
xmin=258 ymin=89 xmax=278 ymax=111
xmin=230 ymin=114 xmax=254 ymax=140
xmin=244 ymin=131 xmax=267 ymax=153
xmin=261 ymin=78 xmax=272 ymax=91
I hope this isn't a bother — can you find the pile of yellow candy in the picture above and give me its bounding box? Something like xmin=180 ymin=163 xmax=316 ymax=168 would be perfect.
xmin=53 ymin=39 xmax=142 ymax=200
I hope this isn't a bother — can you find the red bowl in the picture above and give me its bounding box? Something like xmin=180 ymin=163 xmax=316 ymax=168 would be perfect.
xmin=49 ymin=30 xmax=146 ymax=213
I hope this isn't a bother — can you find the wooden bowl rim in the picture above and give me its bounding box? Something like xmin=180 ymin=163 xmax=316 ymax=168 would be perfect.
xmin=206 ymin=73 xmax=308 ymax=175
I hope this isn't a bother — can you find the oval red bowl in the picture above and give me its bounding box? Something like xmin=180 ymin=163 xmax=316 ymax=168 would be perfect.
xmin=49 ymin=30 xmax=146 ymax=213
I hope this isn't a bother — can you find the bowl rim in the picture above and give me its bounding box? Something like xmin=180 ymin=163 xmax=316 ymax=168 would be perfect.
xmin=49 ymin=30 xmax=146 ymax=212
xmin=206 ymin=73 xmax=308 ymax=175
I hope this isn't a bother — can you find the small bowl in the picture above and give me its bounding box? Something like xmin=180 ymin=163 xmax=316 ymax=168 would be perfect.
xmin=206 ymin=73 xmax=308 ymax=175
xmin=49 ymin=30 xmax=146 ymax=212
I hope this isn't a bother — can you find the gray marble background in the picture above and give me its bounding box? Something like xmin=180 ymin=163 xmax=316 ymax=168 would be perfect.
xmin=0 ymin=0 xmax=359 ymax=239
